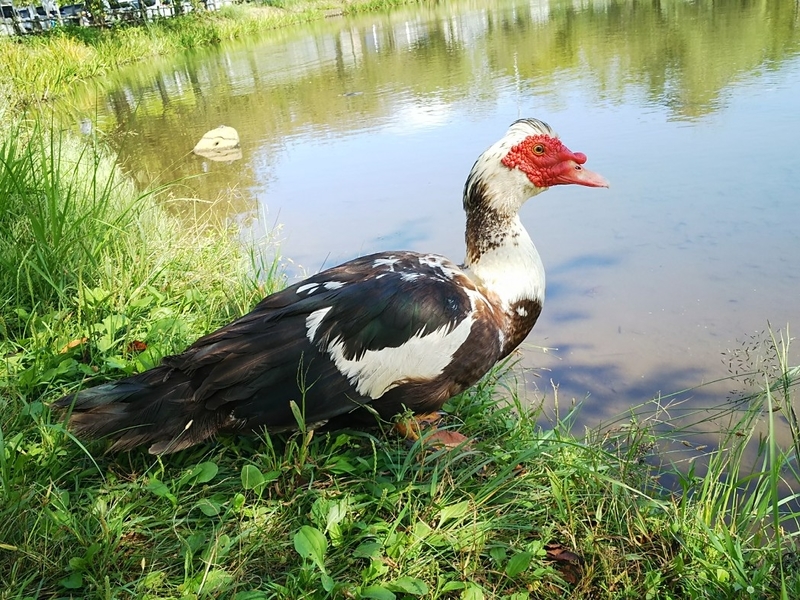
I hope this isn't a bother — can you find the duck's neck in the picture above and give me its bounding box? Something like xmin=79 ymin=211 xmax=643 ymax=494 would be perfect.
xmin=464 ymin=209 xmax=545 ymax=307
xmin=462 ymin=209 xmax=545 ymax=357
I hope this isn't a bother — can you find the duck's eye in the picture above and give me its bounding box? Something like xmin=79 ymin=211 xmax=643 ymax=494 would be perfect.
xmin=533 ymin=144 xmax=545 ymax=155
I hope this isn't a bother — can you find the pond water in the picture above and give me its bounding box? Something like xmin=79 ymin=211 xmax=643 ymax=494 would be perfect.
xmin=62 ymin=0 xmax=800 ymax=440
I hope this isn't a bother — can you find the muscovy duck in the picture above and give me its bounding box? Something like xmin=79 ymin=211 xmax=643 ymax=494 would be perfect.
xmin=55 ymin=118 xmax=608 ymax=454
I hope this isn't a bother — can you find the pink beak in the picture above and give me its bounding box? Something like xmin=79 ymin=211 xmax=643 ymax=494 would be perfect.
xmin=553 ymin=150 xmax=610 ymax=188
xmin=554 ymin=161 xmax=610 ymax=188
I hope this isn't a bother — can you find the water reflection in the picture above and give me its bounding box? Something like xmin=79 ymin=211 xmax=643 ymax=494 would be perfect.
xmin=61 ymin=0 xmax=800 ymax=437
xmin=70 ymin=0 xmax=800 ymax=196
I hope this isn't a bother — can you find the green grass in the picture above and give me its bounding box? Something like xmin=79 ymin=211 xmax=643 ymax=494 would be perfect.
xmin=0 ymin=117 xmax=279 ymax=391
xmin=3 ymin=343 xmax=800 ymax=598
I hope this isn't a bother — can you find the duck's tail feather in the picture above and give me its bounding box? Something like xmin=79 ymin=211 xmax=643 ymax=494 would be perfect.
xmin=54 ymin=367 xmax=230 ymax=454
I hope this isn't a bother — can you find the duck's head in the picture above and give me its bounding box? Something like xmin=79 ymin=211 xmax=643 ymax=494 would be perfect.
xmin=464 ymin=118 xmax=608 ymax=215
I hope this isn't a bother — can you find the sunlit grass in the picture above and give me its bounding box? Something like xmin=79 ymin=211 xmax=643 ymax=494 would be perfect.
xmin=0 ymin=117 xmax=280 ymax=460
xmin=3 ymin=343 xmax=800 ymax=597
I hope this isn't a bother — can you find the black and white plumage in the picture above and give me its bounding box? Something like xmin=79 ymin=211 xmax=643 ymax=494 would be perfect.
xmin=55 ymin=118 xmax=608 ymax=454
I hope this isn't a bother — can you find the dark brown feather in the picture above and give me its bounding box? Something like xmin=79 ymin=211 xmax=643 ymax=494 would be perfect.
xmin=55 ymin=251 xmax=505 ymax=453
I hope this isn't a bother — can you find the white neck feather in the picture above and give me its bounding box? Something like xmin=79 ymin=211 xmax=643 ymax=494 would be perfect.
xmin=463 ymin=216 xmax=545 ymax=309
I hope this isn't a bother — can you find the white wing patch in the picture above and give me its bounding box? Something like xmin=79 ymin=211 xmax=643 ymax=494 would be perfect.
xmin=324 ymin=314 xmax=475 ymax=399
xmin=297 ymin=283 xmax=319 ymax=295
xmin=373 ymin=257 xmax=400 ymax=271
xmin=419 ymin=254 xmax=460 ymax=279
xmin=400 ymin=272 xmax=423 ymax=282
xmin=306 ymin=307 xmax=332 ymax=342
xmin=297 ymin=281 xmax=344 ymax=296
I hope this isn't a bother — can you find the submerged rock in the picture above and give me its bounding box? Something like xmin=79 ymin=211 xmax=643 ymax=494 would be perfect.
xmin=193 ymin=126 xmax=242 ymax=162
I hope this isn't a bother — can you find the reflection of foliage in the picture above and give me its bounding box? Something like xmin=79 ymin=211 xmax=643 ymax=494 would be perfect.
xmin=489 ymin=0 xmax=800 ymax=119
xmin=67 ymin=0 xmax=800 ymax=199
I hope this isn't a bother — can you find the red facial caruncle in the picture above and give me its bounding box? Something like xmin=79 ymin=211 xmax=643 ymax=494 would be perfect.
xmin=501 ymin=134 xmax=609 ymax=189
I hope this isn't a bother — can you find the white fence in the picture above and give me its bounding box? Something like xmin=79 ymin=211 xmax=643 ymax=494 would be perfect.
xmin=1 ymin=0 xmax=231 ymax=34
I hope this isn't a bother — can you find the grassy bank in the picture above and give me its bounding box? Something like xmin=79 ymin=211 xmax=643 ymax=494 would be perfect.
xmin=0 ymin=0 xmax=421 ymax=109
xmin=2 ymin=3 xmax=800 ymax=598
